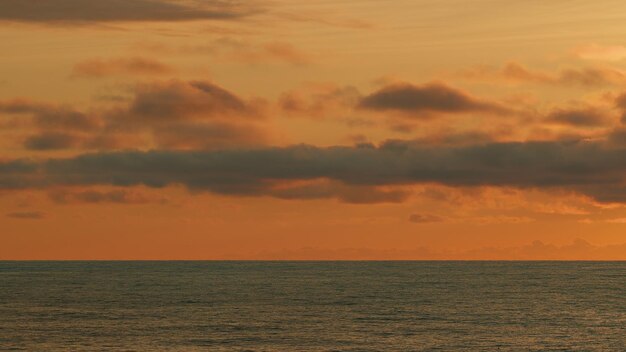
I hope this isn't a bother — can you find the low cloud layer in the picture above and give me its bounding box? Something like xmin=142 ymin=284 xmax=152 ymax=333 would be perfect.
xmin=3 ymin=139 xmax=626 ymax=203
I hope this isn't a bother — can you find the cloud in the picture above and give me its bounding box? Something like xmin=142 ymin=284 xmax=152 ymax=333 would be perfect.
xmin=104 ymin=80 xmax=268 ymax=149
xmin=358 ymin=82 xmax=506 ymax=116
xmin=72 ymin=57 xmax=175 ymax=78
xmin=16 ymin=128 xmax=143 ymax=152
xmin=6 ymin=211 xmax=44 ymax=219
xmin=4 ymin=139 xmax=626 ymax=203
xmin=0 ymin=0 xmax=257 ymax=23
xmin=1 ymin=80 xmax=268 ymax=151
xmin=24 ymin=132 xmax=83 ymax=150
xmin=0 ymin=99 xmax=100 ymax=131
xmin=546 ymin=107 xmax=611 ymax=127
xmin=122 ymin=80 xmax=256 ymax=122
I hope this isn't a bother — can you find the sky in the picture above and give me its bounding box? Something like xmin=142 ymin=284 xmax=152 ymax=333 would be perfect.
xmin=2 ymin=0 xmax=626 ymax=259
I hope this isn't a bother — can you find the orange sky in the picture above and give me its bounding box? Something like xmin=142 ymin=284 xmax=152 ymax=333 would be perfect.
xmin=2 ymin=0 xmax=626 ymax=259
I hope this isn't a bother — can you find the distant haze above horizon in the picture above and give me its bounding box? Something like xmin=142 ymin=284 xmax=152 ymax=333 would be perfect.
xmin=2 ymin=0 xmax=626 ymax=259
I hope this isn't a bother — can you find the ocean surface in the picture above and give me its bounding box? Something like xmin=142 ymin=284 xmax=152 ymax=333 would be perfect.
xmin=0 ymin=262 xmax=624 ymax=351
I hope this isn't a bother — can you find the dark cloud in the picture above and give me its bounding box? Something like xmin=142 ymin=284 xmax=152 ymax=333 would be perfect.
xmin=358 ymin=83 xmax=505 ymax=115
xmin=33 ymin=108 xmax=100 ymax=132
xmin=546 ymin=107 xmax=610 ymax=127
xmin=6 ymin=211 xmax=44 ymax=219
xmin=4 ymin=139 xmax=626 ymax=203
xmin=1 ymin=80 xmax=266 ymax=151
xmin=24 ymin=132 xmax=83 ymax=150
xmin=0 ymin=0 xmax=256 ymax=23
xmin=104 ymin=80 xmax=267 ymax=149
xmin=123 ymin=80 xmax=254 ymax=123
xmin=44 ymin=133 xmax=137 ymax=151
xmin=0 ymin=99 xmax=100 ymax=131
xmin=0 ymin=81 xmax=256 ymax=127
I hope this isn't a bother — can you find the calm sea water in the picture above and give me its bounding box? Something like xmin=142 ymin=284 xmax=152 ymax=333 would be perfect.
xmin=0 ymin=262 xmax=624 ymax=351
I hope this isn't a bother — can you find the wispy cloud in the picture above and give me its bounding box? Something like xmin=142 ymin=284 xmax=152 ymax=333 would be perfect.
xmin=459 ymin=62 xmax=626 ymax=87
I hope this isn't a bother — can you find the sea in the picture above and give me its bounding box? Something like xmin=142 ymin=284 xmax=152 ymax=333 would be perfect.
xmin=0 ymin=261 xmax=624 ymax=351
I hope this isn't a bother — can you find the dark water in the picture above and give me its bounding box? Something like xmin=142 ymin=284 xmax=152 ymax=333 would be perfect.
xmin=0 ymin=262 xmax=624 ymax=351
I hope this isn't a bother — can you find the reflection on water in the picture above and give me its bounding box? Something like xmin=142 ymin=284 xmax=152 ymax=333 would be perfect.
xmin=1 ymin=261 xmax=624 ymax=351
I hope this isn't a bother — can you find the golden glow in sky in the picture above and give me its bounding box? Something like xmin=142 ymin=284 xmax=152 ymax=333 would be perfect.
xmin=2 ymin=0 xmax=626 ymax=259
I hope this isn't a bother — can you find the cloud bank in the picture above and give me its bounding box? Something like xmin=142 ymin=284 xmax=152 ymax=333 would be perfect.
xmin=3 ymin=139 xmax=626 ymax=203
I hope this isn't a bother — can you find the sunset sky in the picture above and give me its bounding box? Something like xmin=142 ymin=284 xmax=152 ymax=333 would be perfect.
xmin=2 ymin=0 xmax=626 ymax=259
